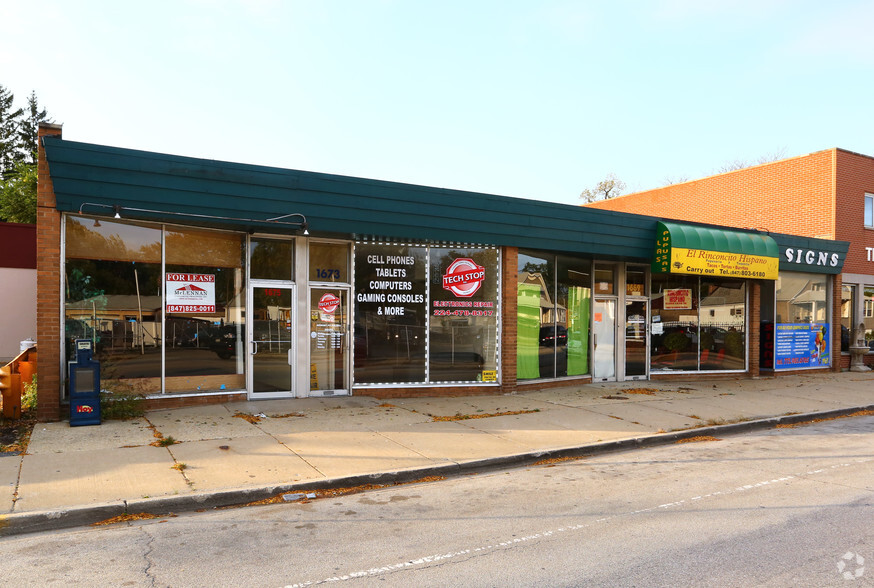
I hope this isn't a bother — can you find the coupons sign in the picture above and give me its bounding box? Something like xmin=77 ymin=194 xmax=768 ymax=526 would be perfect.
xmin=166 ymin=273 xmax=216 ymax=313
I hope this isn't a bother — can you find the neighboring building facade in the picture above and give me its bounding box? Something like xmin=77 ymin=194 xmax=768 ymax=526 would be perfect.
xmin=35 ymin=124 xmax=848 ymax=421
xmin=587 ymin=147 xmax=874 ymax=369
xmin=0 ymin=221 xmax=37 ymax=363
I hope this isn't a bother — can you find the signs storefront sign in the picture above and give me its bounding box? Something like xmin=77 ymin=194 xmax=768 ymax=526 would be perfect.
xmin=166 ymin=273 xmax=216 ymax=313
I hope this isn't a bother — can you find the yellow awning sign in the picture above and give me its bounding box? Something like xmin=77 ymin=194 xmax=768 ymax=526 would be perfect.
xmin=653 ymin=222 xmax=779 ymax=280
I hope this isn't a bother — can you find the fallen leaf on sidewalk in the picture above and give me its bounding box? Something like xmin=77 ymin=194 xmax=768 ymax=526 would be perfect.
xmin=534 ymin=455 xmax=589 ymax=466
xmin=622 ymin=388 xmax=658 ymax=395
xmin=675 ymin=436 xmax=721 ymax=444
xmin=92 ymin=513 xmax=160 ymax=526
xmin=776 ymin=409 xmax=874 ymax=429
xmin=233 ymin=412 xmax=262 ymax=424
xmin=431 ymin=409 xmax=539 ymax=421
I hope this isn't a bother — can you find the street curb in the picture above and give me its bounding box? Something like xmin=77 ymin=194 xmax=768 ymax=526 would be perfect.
xmin=2 ymin=404 xmax=872 ymax=537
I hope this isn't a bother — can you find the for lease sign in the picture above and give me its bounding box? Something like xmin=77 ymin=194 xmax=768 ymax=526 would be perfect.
xmin=166 ymin=273 xmax=216 ymax=313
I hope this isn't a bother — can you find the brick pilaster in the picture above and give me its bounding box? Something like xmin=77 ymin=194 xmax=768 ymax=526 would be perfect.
xmin=749 ymin=281 xmax=760 ymax=377
xmin=36 ymin=123 xmax=63 ymax=421
xmin=501 ymin=247 xmax=518 ymax=393
xmin=832 ymin=273 xmax=843 ymax=372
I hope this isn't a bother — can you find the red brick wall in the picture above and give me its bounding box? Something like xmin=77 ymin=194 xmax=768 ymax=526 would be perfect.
xmin=500 ymin=246 xmax=518 ymax=393
xmin=588 ymin=149 xmax=837 ymax=239
xmin=36 ymin=123 xmax=63 ymax=421
xmin=834 ymin=149 xmax=874 ymax=275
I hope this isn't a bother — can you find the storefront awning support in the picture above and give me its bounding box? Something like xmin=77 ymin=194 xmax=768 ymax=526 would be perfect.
xmin=76 ymin=203 xmax=309 ymax=234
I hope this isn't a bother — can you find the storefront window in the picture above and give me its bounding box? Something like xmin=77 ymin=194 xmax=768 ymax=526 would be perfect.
xmin=773 ymin=272 xmax=831 ymax=369
xmin=353 ymin=243 xmax=427 ymax=384
xmin=353 ymin=242 xmax=498 ymax=385
xmin=651 ymin=274 xmax=748 ymax=372
xmin=594 ymin=265 xmax=614 ymax=295
xmin=250 ymin=238 xmax=293 ymax=280
xmin=164 ymin=228 xmax=246 ymax=392
xmin=699 ymin=278 xmax=745 ymax=370
xmin=626 ymin=267 xmax=646 ymax=297
xmin=841 ymin=285 xmax=855 ymax=351
xmin=65 ymin=217 xmax=163 ymax=393
xmin=310 ymin=242 xmax=349 ymax=283
xmin=64 ymin=217 xmax=247 ymax=396
xmin=651 ymin=275 xmax=699 ymax=371
xmin=517 ymin=251 xmax=591 ymax=380
xmin=864 ymin=287 xmax=874 ymax=346
xmin=430 ymin=247 xmax=499 ymax=382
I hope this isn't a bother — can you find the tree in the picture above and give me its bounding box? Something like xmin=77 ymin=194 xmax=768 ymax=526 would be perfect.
xmin=0 ymin=84 xmax=24 ymax=178
xmin=714 ymin=148 xmax=787 ymax=174
xmin=0 ymin=86 xmax=52 ymax=223
xmin=580 ymin=174 xmax=626 ymax=203
xmin=18 ymin=91 xmax=51 ymax=163
xmin=0 ymin=158 xmax=37 ymax=223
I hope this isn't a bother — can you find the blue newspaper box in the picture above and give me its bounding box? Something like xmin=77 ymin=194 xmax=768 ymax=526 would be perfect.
xmin=69 ymin=339 xmax=101 ymax=426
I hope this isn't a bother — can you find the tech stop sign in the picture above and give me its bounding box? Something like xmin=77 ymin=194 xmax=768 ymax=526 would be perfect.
xmin=318 ymin=293 xmax=340 ymax=314
xmin=442 ymin=258 xmax=485 ymax=297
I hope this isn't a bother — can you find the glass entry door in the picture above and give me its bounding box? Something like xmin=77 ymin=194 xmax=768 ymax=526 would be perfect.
xmin=593 ymin=298 xmax=616 ymax=381
xmin=625 ymin=299 xmax=649 ymax=379
xmin=310 ymin=287 xmax=350 ymax=395
xmin=249 ymin=285 xmax=294 ymax=398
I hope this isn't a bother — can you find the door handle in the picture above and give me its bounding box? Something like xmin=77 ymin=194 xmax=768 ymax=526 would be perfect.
xmin=251 ymin=341 xmax=258 ymax=355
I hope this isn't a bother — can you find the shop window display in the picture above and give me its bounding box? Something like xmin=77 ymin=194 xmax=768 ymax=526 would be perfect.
xmin=651 ymin=274 xmax=746 ymax=372
xmin=841 ymin=285 xmax=855 ymax=351
xmin=353 ymin=243 xmax=498 ymax=385
xmin=773 ymin=272 xmax=831 ymax=369
xmin=164 ymin=227 xmax=246 ymax=392
xmin=517 ymin=251 xmax=591 ymax=380
xmin=429 ymin=247 xmax=499 ymax=382
xmin=64 ymin=217 xmax=246 ymax=396
xmin=65 ymin=217 xmax=164 ymax=393
xmin=354 ymin=243 xmax=427 ymax=384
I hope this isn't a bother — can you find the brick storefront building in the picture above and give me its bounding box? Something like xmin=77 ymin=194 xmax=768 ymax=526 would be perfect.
xmin=587 ymin=148 xmax=874 ymax=369
xmin=34 ymin=124 xmax=847 ymax=421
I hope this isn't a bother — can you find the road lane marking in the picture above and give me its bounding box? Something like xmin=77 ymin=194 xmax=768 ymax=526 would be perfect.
xmin=281 ymin=457 xmax=874 ymax=587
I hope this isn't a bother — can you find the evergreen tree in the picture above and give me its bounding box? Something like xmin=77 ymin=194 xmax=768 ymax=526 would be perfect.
xmin=0 ymin=85 xmax=52 ymax=222
xmin=0 ymin=158 xmax=37 ymax=223
xmin=0 ymin=84 xmax=25 ymax=178
xmin=18 ymin=91 xmax=51 ymax=163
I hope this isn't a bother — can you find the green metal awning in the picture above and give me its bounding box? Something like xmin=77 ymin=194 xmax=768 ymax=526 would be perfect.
xmin=653 ymin=221 xmax=779 ymax=280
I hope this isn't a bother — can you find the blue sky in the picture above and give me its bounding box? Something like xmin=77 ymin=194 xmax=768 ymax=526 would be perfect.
xmin=3 ymin=0 xmax=873 ymax=205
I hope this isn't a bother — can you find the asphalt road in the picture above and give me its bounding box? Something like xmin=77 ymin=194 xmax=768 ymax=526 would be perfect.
xmin=3 ymin=414 xmax=874 ymax=587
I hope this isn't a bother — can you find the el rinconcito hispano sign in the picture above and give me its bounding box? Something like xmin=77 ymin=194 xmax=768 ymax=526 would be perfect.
xmin=653 ymin=222 xmax=779 ymax=280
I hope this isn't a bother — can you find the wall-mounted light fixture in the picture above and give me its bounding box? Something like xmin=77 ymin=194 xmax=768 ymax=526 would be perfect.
xmin=76 ymin=203 xmax=310 ymax=234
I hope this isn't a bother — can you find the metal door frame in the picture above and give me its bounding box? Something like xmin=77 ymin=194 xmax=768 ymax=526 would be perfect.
xmin=247 ymin=280 xmax=296 ymax=399
xmin=307 ymin=284 xmax=352 ymax=397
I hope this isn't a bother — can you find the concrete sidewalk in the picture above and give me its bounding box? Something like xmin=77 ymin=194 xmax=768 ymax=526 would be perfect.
xmin=2 ymin=372 xmax=874 ymax=536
